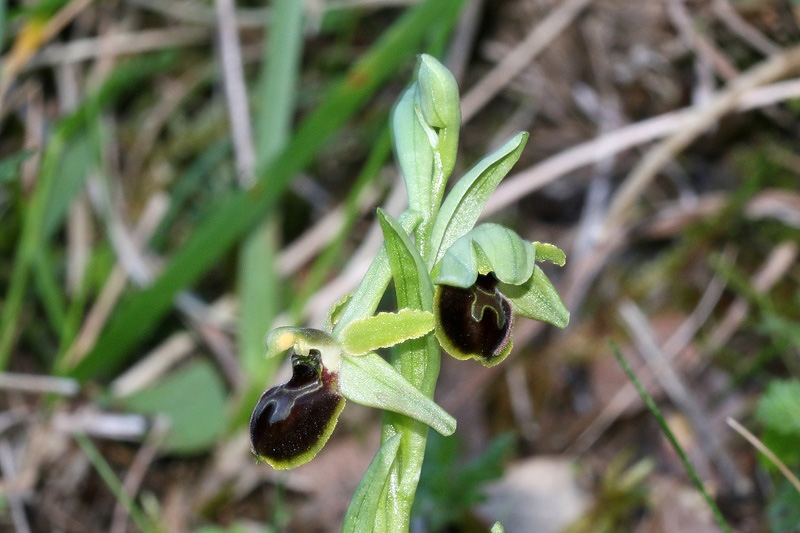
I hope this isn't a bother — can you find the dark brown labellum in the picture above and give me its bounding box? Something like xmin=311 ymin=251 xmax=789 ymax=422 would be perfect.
xmin=249 ymin=350 xmax=345 ymax=469
xmin=435 ymin=273 xmax=513 ymax=366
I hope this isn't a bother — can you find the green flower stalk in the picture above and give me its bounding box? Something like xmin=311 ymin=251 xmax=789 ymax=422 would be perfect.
xmin=249 ymin=54 xmax=570 ymax=530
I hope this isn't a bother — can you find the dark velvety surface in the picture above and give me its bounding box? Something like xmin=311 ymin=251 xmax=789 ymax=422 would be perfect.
xmin=249 ymin=352 xmax=343 ymax=463
xmin=437 ymin=274 xmax=512 ymax=364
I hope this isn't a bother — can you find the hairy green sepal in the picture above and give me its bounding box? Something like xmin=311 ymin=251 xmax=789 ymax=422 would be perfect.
xmin=428 ymin=132 xmax=528 ymax=265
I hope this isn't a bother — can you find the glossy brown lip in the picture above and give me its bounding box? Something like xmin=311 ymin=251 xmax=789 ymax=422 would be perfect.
xmin=249 ymin=351 xmax=344 ymax=466
xmin=436 ymin=273 xmax=513 ymax=365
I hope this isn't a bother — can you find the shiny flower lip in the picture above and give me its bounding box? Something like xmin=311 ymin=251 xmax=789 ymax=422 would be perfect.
xmin=432 ymin=224 xmax=569 ymax=367
xmin=249 ymin=350 xmax=345 ymax=470
xmin=249 ymin=326 xmax=456 ymax=469
xmin=434 ymin=273 xmax=514 ymax=366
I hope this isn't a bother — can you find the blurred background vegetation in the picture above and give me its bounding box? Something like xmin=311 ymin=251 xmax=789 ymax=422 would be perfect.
xmin=1 ymin=0 xmax=800 ymax=531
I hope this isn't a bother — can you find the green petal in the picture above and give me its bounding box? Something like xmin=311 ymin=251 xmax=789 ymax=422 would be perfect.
xmin=338 ymin=309 xmax=435 ymax=356
xmin=533 ymin=241 xmax=566 ymax=266
xmin=339 ymin=352 xmax=456 ymax=436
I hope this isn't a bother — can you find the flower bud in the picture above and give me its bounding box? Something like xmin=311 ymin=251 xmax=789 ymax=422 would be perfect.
xmin=417 ymin=54 xmax=460 ymax=129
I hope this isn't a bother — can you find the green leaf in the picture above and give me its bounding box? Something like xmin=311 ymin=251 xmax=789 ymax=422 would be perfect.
xmin=534 ymin=241 xmax=566 ymax=266
xmin=339 ymin=310 xmax=435 ymax=356
xmin=761 ymin=428 xmax=800 ymax=471
xmin=491 ymin=523 xmax=505 ymax=533
xmin=116 ymin=360 xmax=226 ymax=454
xmin=757 ymin=379 xmax=800 ymax=437
xmin=768 ymin=479 xmax=800 ymax=532
xmin=42 ymin=137 xmax=96 ymax=239
xmin=342 ymin=434 xmax=402 ymax=533
xmin=433 ymin=223 xmax=536 ymax=288
xmin=70 ymin=0 xmax=465 ymax=381
xmin=339 ymin=352 xmax=456 ymax=436
xmin=427 ymin=131 xmax=528 ymax=265
xmin=499 ymin=266 xmax=570 ymax=328
xmin=392 ymin=84 xmax=434 ymax=217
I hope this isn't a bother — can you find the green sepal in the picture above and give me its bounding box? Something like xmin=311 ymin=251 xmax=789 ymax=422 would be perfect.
xmin=342 ymin=434 xmax=402 ymax=533
xmin=428 ymin=132 xmax=528 ymax=265
xmin=433 ymin=223 xmax=536 ymax=288
xmin=338 ymin=309 xmax=435 ymax=356
xmin=534 ymin=241 xmax=566 ymax=266
xmin=491 ymin=522 xmax=505 ymax=533
xmin=499 ymin=266 xmax=570 ymax=328
xmin=332 ymin=210 xmax=422 ymax=337
xmin=339 ymin=352 xmax=456 ymax=436
xmin=392 ymin=84 xmax=434 ymax=216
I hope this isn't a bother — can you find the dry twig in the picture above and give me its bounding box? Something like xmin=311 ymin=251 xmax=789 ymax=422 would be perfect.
xmin=460 ymin=0 xmax=593 ymax=122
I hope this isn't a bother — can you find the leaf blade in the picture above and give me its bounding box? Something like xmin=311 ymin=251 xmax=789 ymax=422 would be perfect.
xmin=342 ymin=434 xmax=402 ymax=533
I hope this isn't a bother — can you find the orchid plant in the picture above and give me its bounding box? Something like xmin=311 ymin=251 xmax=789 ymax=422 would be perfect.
xmin=249 ymin=55 xmax=570 ymax=531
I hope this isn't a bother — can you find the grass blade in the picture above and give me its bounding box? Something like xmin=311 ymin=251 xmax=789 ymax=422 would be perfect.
xmin=73 ymin=433 xmax=154 ymax=532
xmin=0 ymin=54 xmax=177 ymax=368
xmin=609 ymin=340 xmax=731 ymax=532
xmin=70 ymin=0 xmax=466 ymax=381
xmin=238 ymin=0 xmax=304 ymax=389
